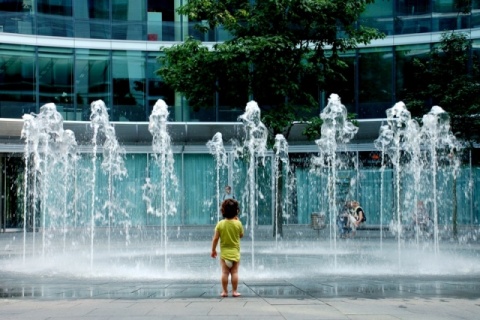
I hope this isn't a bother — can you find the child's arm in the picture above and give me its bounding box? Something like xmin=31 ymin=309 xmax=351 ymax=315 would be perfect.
xmin=211 ymin=231 xmax=220 ymax=258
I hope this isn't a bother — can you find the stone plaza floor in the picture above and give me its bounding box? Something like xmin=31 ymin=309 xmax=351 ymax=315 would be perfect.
xmin=1 ymin=231 xmax=479 ymax=319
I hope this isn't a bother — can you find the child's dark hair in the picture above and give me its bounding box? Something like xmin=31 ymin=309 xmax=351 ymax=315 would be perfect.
xmin=221 ymin=198 xmax=239 ymax=219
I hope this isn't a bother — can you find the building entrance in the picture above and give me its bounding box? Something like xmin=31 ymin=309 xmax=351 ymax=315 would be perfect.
xmin=1 ymin=156 xmax=24 ymax=232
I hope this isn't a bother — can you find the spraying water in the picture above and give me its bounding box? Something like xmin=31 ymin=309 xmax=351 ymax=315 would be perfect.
xmin=375 ymin=102 xmax=461 ymax=267
xmin=20 ymin=103 xmax=77 ymax=261
xmin=273 ymin=134 xmax=291 ymax=245
xmin=89 ymin=100 xmax=127 ymax=268
xmin=90 ymin=100 xmax=127 ymax=253
xmin=373 ymin=124 xmax=394 ymax=249
xmin=311 ymin=94 xmax=358 ymax=267
xmin=12 ymin=97 xmax=477 ymax=280
xmin=146 ymin=99 xmax=179 ymax=271
xmin=420 ymin=106 xmax=460 ymax=254
xmin=375 ymin=102 xmax=416 ymax=268
xmin=207 ymin=132 xmax=228 ymax=222
xmin=238 ymin=101 xmax=268 ymax=270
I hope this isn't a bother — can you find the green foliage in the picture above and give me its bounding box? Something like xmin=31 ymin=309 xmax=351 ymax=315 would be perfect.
xmin=404 ymin=32 xmax=480 ymax=142
xmin=302 ymin=117 xmax=324 ymax=141
xmin=302 ymin=112 xmax=358 ymax=141
xmin=158 ymin=0 xmax=383 ymax=139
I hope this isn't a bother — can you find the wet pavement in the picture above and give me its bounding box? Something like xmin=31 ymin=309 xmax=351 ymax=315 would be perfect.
xmin=1 ymin=273 xmax=480 ymax=319
xmin=1 ymin=233 xmax=480 ymax=319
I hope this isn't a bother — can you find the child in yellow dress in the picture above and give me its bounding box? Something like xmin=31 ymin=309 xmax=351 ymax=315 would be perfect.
xmin=211 ymin=198 xmax=244 ymax=297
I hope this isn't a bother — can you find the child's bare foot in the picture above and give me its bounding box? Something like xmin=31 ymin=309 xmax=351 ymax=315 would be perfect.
xmin=220 ymin=292 xmax=228 ymax=297
xmin=232 ymin=291 xmax=241 ymax=297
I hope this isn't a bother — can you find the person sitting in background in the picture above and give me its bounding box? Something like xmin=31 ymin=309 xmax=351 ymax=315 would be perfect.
xmin=347 ymin=200 xmax=365 ymax=236
xmin=338 ymin=200 xmax=365 ymax=238
xmin=222 ymin=185 xmax=235 ymax=201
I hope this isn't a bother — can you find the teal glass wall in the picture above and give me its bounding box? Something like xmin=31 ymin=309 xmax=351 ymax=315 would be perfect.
xmin=183 ymin=154 xmax=220 ymax=225
xmin=3 ymin=150 xmax=480 ymax=231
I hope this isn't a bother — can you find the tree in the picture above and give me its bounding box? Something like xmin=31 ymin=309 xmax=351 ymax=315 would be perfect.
xmin=157 ymin=0 xmax=383 ymax=141
xmin=158 ymin=0 xmax=382 ymax=237
xmin=402 ymin=31 xmax=480 ymax=239
xmin=403 ymin=32 xmax=480 ymax=142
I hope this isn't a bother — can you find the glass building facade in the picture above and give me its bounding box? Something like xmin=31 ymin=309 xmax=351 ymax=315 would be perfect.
xmin=1 ymin=0 xmax=480 ymax=231
xmin=1 ymin=0 xmax=480 ymax=121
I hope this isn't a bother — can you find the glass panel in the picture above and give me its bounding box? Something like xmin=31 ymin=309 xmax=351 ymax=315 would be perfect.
xmin=112 ymin=0 xmax=145 ymax=40
xmin=111 ymin=21 xmax=145 ymax=40
xmin=112 ymin=50 xmax=146 ymax=121
xmin=358 ymin=168 xmax=394 ymax=225
xmin=76 ymin=49 xmax=111 ymax=121
xmin=142 ymin=153 xmax=181 ymax=226
xmin=184 ymin=154 xmax=218 ymax=225
xmin=325 ymin=51 xmax=356 ymax=115
xmin=358 ymin=46 xmax=393 ymax=118
xmin=396 ymin=0 xmax=432 ymax=34
xmin=2 ymin=156 xmax=25 ymax=229
xmin=0 ymin=0 xmax=34 ymax=34
xmin=147 ymin=52 xmax=175 ymax=119
xmin=36 ymin=14 xmax=74 ymax=36
xmin=38 ymin=47 xmax=74 ymax=119
xmin=432 ymin=0 xmax=469 ymax=31
xmin=257 ymin=156 xmax=272 ymax=225
xmin=473 ymin=0 xmax=480 ymax=28
xmin=0 ymin=44 xmax=36 ymax=117
xmin=295 ymin=165 xmax=327 ymax=224
xmin=395 ymin=43 xmax=431 ymax=102
xmin=74 ymin=0 xmax=111 ymax=39
xmin=37 ymin=0 xmax=72 ymax=15
xmin=147 ymin=0 xmax=176 ymax=41
xmin=122 ymin=154 xmax=148 ymax=226
xmin=360 ymin=0 xmax=393 ymax=35
xmin=37 ymin=0 xmax=73 ymax=37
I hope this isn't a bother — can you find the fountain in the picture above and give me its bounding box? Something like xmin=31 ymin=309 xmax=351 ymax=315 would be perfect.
xmin=311 ymin=94 xmax=358 ymax=267
xmin=273 ymin=134 xmax=292 ymax=243
xmin=20 ymin=103 xmax=77 ymax=261
xmin=1 ymin=96 xmax=479 ymax=283
xmin=90 ymin=100 xmax=127 ymax=267
xmin=237 ymin=101 xmax=268 ymax=270
xmin=143 ymin=99 xmax=179 ymax=271
xmin=206 ymin=132 xmax=228 ymax=222
xmin=375 ymin=103 xmax=461 ymax=258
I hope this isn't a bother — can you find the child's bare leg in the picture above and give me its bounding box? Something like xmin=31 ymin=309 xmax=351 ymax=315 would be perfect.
xmin=230 ymin=261 xmax=241 ymax=297
xmin=220 ymin=260 xmax=230 ymax=297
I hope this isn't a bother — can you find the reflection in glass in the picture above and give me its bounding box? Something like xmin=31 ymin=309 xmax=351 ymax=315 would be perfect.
xmin=147 ymin=52 xmax=174 ymax=119
xmin=76 ymin=49 xmax=111 ymax=121
xmin=112 ymin=0 xmax=145 ymax=40
xmin=74 ymin=1 xmax=111 ymax=39
xmin=0 ymin=44 xmax=36 ymax=117
xmin=112 ymin=50 xmax=146 ymax=121
xmin=326 ymin=51 xmax=356 ymax=115
xmin=37 ymin=0 xmax=73 ymax=37
xmin=395 ymin=43 xmax=430 ymax=103
xmin=147 ymin=0 xmax=176 ymax=41
xmin=358 ymin=47 xmax=393 ymax=118
xmin=38 ymin=47 xmax=74 ymax=119
xmin=360 ymin=0 xmax=393 ymax=35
